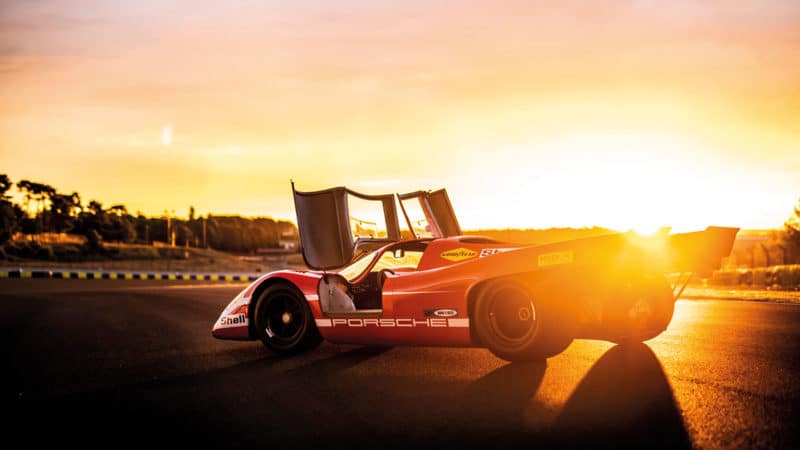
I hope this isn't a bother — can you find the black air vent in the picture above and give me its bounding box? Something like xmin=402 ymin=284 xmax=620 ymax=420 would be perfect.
xmin=459 ymin=237 xmax=500 ymax=244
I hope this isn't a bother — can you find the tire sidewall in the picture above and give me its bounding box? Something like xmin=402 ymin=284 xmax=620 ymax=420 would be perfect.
xmin=474 ymin=280 xmax=545 ymax=360
xmin=254 ymin=283 xmax=319 ymax=354
xmin=623 ymin=274 xmax=675 ymax=342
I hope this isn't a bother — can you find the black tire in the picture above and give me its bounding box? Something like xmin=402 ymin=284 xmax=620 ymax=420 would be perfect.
xmin=253 ymin=283 xmax=322 ymax=355
xmin=610 ymin=274 xmax=675 ymax=344
xmin=473 ymin=279 xmax=574 ymax=362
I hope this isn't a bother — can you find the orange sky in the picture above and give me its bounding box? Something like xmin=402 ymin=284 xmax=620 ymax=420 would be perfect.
xmin=1 ymin=1 xmax=798 ymax=231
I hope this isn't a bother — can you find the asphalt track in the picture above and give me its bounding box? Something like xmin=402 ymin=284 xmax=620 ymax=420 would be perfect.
xmin=2 ymin=279 xmax=798 ymax=449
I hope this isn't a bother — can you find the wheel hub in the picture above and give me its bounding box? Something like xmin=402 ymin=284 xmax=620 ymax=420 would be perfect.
xmin=488 ymin=286 xmax=537 ymax=343
xmin=628 ymin=298 xmax=652 ymax=320
xmin=281 ymin=311 xmax=292 ymax=324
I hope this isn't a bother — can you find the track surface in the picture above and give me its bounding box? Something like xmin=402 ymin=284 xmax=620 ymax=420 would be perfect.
xmin=2 ymin=280 xmax=798 ymax=449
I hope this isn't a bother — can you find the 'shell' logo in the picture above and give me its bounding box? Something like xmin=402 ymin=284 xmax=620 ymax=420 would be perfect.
xmin=220 ymin=314 xmax=246 ymax=326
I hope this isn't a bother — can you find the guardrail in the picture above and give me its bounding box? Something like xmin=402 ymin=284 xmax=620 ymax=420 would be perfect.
xmin=0 ymin=268 xmax=259 ymax=282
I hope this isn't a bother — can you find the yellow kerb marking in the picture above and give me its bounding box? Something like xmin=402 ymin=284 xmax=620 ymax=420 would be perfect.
xmin=224 ymin=275 xmax=233 ymax=281
xmin=124 ymin=273 xmax=133 ymax=280
xmin=538 ymin=250 xmax=574 ymax=267
xmin=182 ymin=274 xmax=191 ymax=280
xmin=77 ymin=272 xmax=87 ymax=279
xmin=21 ymin=271 xmax=32 ymax=278
xmin=210 ymin=275 xmax=219 ymax=281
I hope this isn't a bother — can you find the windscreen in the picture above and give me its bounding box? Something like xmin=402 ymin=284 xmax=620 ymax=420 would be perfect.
xmin=398 ymin=189 xmax=461 ymax=238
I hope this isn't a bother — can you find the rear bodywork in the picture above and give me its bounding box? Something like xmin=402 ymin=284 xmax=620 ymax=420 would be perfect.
xmin=213 ymin=185 xmax=738 ymax=348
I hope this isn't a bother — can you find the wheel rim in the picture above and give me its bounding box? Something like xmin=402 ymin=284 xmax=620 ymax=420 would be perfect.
xmin=260 ymin=291 xmax=304 ymax=345
xmin=487 ymin=285 xmax=537 ymax=345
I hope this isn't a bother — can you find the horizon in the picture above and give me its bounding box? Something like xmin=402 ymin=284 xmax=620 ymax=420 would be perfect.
xmin=1 ymin=1 xmax=798 ymax=232
xmin=0 ymin=174 xmax=788 ymax=235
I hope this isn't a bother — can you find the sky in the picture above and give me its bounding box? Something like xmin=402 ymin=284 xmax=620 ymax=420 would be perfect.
xmin=1 ymin=0 xmax=798 ymax=232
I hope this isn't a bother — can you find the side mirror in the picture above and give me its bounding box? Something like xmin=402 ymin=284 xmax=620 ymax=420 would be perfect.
xmin=393 ymin=248 xmax=405 ymax=259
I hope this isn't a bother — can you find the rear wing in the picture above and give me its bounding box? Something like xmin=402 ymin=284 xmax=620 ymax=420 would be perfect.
xmin=663 ymin=226 xmax=739 ymax=276
xmin=639 ymin=226 xmax=737 ymax=299
xmin=663 ymin=226 xmax=739 ymax=299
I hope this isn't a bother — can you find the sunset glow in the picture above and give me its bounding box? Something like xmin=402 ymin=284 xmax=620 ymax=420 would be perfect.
xmin=1 ymin=1 xmax=798 ymax=230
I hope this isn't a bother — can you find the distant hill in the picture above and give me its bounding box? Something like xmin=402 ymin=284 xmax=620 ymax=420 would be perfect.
xmin=463 ymin=227 xmax=614 ymax=245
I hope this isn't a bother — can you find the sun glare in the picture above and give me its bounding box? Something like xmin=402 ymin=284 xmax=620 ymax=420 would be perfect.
xmin=629 ymin=225 xmax=667 ymax=237
xmin=454 ymin=132 xmax=750 ymax=232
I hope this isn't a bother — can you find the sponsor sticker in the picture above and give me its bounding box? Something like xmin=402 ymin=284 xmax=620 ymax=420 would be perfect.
xmin=537 ymin=250 xmax=574 ymax=267
xmin=424 ymin=309 xmax=458 ymax=317
xmin=316 ymin=317 xmax=469 ymax=328
xmin=219 ymin=313 xmax=247 ymax=327
xmin=440 ymin=247 xmax=477 ymax=262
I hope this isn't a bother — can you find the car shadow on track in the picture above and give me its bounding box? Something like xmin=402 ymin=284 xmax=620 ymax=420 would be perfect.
xmin=547 ymin=343 xmax=691 ymax=449
xmin=459 ymin=359 xmax=547 ymax=428
xmin=9 ymin=344 xmax=399 ymax=448
xmin=11 ymin=343 xmax=689 ymax=449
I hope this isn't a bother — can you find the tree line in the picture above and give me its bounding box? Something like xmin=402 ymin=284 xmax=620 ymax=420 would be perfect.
xmin=785 ymin=197 xmax=800 ymax=263
xmin=0 ymin=174 xmax=297 ymax=254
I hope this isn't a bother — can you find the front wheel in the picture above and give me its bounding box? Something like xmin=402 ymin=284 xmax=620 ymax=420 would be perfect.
xmin=473 ymin=280 xmax=573 ymax=362
xmin=253 ymin=283 xmax=322 ymax=355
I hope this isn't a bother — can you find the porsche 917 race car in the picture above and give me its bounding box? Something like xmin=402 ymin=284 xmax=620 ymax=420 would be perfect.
xmin=212 ymin=184 xmax=738 ymax=361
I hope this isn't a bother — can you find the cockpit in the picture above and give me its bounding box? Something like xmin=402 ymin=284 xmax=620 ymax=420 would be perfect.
xmin=292 ymin=183 xmax=460 ymax=316
xmin=319 ymin=240 xmax=429 ymax=314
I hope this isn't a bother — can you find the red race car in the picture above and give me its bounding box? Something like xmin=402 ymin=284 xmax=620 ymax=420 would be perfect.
xmin=212 ymin=184 xmax=738 ymax=361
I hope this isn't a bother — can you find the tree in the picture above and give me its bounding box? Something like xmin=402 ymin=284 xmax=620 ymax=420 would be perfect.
xmin=785 ymin=197 xmax=800 ymax=263
xmin=85 ymin=229 xmax=103 ymax=253
xmin=0 ymin=174 xmax=23 ymax=244
xmin=73 ymin=200 xmax=106 ymax=244
xmin=0 ymin=203 xmax=23 ymax=244
xmin=49 ymin=192 xmax=80 ymax=233
xmin=104 ymin=204 xmax=136 ymax=243
xmin=16 ymin=179 xmax=56 ymax=234
xmin=0 ymin=174 xmax=12 ymax=200
xmin=16 ymin=179 xmax=35 ymax=215
xmin=87 ymin=200 xmax=104 ymax=216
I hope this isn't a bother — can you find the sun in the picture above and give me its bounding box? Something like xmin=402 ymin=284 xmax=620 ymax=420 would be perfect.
xmin=161 ymin=124 xmax=173 ymax=146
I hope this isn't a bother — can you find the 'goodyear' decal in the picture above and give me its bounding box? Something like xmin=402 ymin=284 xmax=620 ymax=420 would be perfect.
xmin=440 ymin=247 xmax=477 ymax=262
xmin=538 ymin=250 xmax=574 ymax=267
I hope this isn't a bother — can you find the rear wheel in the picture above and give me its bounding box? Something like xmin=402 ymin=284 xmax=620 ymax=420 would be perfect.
xmin=253 ymin=283 xmax=322 ymax=355
xmin=610 ymin=274 xmax=675 ymax=343
xmin=473 ymin=279 xmax=573 ymax=361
